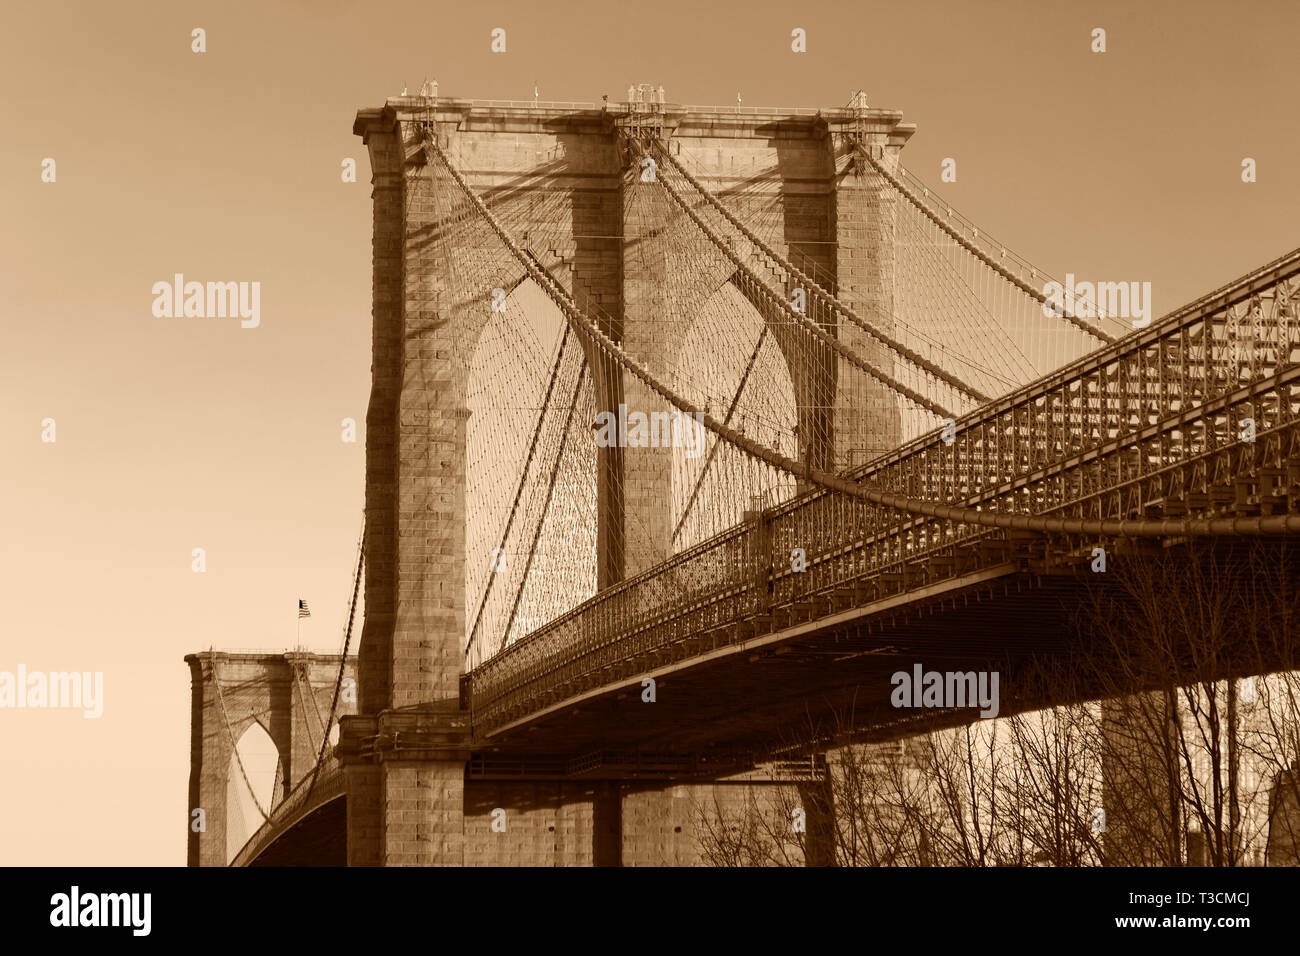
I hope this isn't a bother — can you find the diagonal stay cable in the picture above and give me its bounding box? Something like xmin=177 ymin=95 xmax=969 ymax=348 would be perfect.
xmin=653 ymin=138 xmax=991 ymax=405
xmin=290 ymin=666 xmax=320 ymax=762
xmin=213 ymin=671 xmax=271 ymax=823
xmin=672 ymin=324 xmax=769 ymax=543
xmin=465 ymin=322 xmax=575 ymax=658
xmin=305 ymin=516 xmax=364 ymax=800
xmin=853 ymin=145 xmax=1118 ymax=344
xmin=641 ymin=141 xmax=962 ymax=417
xmin=501 ymin=333 xmax=590 ymax=649
xmin=783 ymin=239 xmax=1026 ymax=392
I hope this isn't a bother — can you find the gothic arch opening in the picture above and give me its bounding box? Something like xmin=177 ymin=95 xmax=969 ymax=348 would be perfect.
xmin=670 ymin=281 xmax=799 ymax=553
xmin=465 ymin=278 xmax=597 ymax=669
xmin=226 ymin=719 xmax=280 ymax=863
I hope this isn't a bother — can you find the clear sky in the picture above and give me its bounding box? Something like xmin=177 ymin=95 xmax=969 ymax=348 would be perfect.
xmin=1 ymin=0 xmax=1297 ymax=865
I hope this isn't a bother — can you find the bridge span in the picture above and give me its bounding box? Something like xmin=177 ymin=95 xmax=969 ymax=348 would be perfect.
xmin=191 ymin=93 xmax=1300 ymax=867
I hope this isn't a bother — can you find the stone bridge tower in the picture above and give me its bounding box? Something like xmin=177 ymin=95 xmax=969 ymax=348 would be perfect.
xmin=186 ymin=651 xmax=357 ymax=866
xmin=341 ymin=93 xmax=913 ymax=866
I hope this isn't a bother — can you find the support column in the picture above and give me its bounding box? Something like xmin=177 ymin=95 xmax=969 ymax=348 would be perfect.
xmin=344 ymin=764 xmax=383 ymax=868
xmin=347 ymin=104 xmax=473 ymax=867
xmin=185 ymin=654 xmax=230 ymax=868
xmin=565 ymin=125 xmax=626 ymax=592
xmin=340 ymin=705 xmax=471 ymax=866
xmin=355 ymin=115 xmax=404 ymax=716
xmin=797 ymin=769 xmax=837 ymax=866
xmin=619 ymin=165 xmax=677 ymax=577
xmin=593 ymin=781 xmax=623 ymax=866
xmin=622 ymin=785 xmax=700 ymax=865
xmin=827 ymin=114 xmax=911 ymax=470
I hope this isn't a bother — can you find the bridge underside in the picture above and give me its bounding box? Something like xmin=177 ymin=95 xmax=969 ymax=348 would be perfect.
xmin=477 ymin=563 xmax=1070 ymax=763
xmin=248 ymin=796 xmax=346 ymax=867
xmin=474 ymin=538 xmax=1300 ymax=765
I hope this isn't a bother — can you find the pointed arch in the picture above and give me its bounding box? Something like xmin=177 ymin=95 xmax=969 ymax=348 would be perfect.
xmin=464 ymin=278 xmax=598 ymax=667
xmin=225 ymin=719 xmax=281 ymax=863
xmin=670 ymin=280 xmax=799 ymax=551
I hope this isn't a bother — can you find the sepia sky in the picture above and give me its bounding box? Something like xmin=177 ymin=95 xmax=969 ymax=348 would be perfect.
xmin=1 ymin=0 xmax=1298 ymax=865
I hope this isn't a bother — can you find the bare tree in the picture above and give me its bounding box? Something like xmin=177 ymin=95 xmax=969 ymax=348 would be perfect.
xmin=1073 ymin=538 xmax=1300 ymax=865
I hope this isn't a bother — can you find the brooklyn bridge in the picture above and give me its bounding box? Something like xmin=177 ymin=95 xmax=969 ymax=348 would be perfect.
xmin=187 ymin=89 xmax=1300 ymax=867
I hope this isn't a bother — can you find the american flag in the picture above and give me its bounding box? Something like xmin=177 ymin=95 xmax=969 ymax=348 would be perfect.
xmin=298 ymin=599 xmax=311 ymax=619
